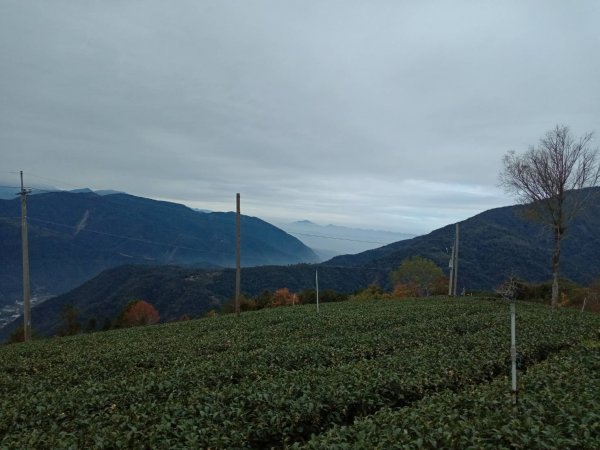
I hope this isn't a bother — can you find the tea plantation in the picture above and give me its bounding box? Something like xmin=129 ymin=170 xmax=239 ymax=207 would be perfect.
xmin=1 ymin=298 xmax=598 ymax=449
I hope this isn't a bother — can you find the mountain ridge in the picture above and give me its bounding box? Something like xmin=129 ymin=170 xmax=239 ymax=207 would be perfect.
xmin=5 ymin=188 xmax=600 ymax=339
xmin=0 ymin=263 xmax=377 ymax=339
xmin=0 ymin=191 xmax=318 ymax=326
xmin=324 ymin=188 xmax=600 ymax=290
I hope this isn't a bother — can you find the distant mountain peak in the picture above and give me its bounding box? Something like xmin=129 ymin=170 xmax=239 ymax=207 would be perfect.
xmin=280 ymin=220 xmax=415 ymax=260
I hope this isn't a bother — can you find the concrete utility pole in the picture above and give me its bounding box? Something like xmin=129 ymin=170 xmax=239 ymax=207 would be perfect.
xmin=19 ymin=171 xmax=32 ymax=341
xmin=448 ymin=223 xmax=460 ymax=296
xmin=235 ymin=193 xmax=241 ymax=317
xmin=453 ymin=223 xmax=459 ymax=296
xmin=448 ymin=245 xmax=455 ymax=296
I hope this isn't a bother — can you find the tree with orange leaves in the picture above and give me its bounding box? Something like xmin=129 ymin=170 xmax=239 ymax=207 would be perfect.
xmin=119 ymin=300 xmax=160 ymax=327
xmin=271 ymin=288 xmax=294 ymax=307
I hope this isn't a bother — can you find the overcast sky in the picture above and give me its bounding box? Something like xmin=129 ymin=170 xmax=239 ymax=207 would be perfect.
xmin=1 ymin=1 xmax=599 ymax=235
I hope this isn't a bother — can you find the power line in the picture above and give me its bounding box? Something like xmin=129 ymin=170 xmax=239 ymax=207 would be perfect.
xmin=20 ymin=172 xmax=84 ymax=191
xmin=8 ymin=217 xmax=401 ymax=269
xmin=4 ymin=174 xmax=408 ymax=247
xmin=0 ymin=185 xmax=80 ymax=195
xmin=318 ymin=263 xmax=390 ymax=272
xmin=0 ymin=212 xmax=399 ymax=247
xmin=287 ymin=231 xmax=392 ymax=245
xmin=27 ymin=217 xmax=218 ymax=253
xmin=1 ymin=215 xmax=392 ymax=271
xmin=0 ymin=215 xmax=235 ymax=256
xmin=1 ymin=171 xmax=100 ymax=193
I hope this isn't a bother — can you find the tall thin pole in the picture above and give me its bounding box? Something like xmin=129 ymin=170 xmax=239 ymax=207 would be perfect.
xmin=448 ymin=244 xmax=455 ymax=296
xmin=235 ymin=193 xmax=241 ymax=317
xmin=20 ymin=171 xmax=32 ymax=342
xmin=510 ymin=300 xmax=517 ymax=404
xmin=452 ymin=223 xmax=459 ymax=296
xmin=316 ymin=268 xmax=319 ymax=314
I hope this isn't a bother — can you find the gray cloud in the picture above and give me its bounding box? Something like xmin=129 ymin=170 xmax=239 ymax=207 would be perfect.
xmin=1 ymin=0 xmax=599 ymax=234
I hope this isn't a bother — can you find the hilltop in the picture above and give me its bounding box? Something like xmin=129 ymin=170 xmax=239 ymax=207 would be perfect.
xmin=325 ymin=187 xmax=600 ymax=290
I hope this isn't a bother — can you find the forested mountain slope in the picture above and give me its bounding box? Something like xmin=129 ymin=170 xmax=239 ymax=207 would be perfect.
xmin=0 ymin=191 xmax=317 ymax=325
xmin=326 ymin=188 xmax=600 ymax=291
xmin=0 ymin=263 xmax=375 ymax=338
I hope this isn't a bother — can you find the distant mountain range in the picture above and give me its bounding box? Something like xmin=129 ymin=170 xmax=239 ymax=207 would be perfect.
xmin=4 ymin=188 xmax=600 ymax=339
xmin=0 ymin=186 xmax=124 ymax=200
xmin=278 ymin=220 xmax=415 ymax=260
xmin=0 ymin=191 xmax=317 ymax=327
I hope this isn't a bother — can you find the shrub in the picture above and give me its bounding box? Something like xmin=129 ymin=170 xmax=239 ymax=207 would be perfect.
xmin=119 ymin=300 xmax=160 ymax=327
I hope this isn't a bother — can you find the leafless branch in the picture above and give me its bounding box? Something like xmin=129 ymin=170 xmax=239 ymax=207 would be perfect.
xmin=499 ymin=125 xmax=599 ymax=308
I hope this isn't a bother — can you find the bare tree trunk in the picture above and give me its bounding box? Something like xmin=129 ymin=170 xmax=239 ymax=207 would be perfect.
xmin=551 ymin=228 xmax=561 ymax=309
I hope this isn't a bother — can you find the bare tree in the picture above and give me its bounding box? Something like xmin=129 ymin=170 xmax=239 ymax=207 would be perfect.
xmin=500 ymin=125 xmax=600 ymax=308
xmin=496 ymin=276 xmax=519 ymax=301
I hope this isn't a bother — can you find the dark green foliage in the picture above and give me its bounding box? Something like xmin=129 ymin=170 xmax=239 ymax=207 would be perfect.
xmin=389 ymin=256 xmax=446 ymax=296
xmin=101 ymin=317 xmax=112 ymax=331
xmin=303 ymin=344 xmax=600 ymax=449
xmin=256 ymin=289 xmax=274 ymax=309
xmin=350 ymin=284 xmax=390 ymax=301
xmin=299 ymin=289 xmax=347 ymax=304
xmin=6 ymin=326 xmax=40 ymax=344
xmin=57 ymin=305 xmax=81 ymax=337
xmin=87 ymin=317 xmax=97 ymax=332
xmin=221 ymin=294 xmax=256 ymax=314
xmin=499 ymin=278 xmax=586 ymax=304
xmin=0 ymin=264 xmax=374 ymax=340
xmin=222 ymin=287 xmax=347 ymax=313
xmin=0 ymin=299 xmax=598 ymax=448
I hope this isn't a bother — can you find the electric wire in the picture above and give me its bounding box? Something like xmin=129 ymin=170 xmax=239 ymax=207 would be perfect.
xmin=0 ymin=215 xmax=392 ymax=271
xmin=2 ymin=172 xmax=408 ymax=269
xmin=286 ymin=231 xmax=392 ymax=245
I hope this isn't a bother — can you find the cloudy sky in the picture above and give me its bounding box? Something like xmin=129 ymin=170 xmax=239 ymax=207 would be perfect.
xmin=1 ymin=1 xmax=599 ymax=235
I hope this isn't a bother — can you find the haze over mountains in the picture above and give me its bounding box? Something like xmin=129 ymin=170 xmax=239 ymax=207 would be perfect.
xmin=0 ymin=185 xmax=414 ymax=259
xmin=0 ymin=191 xmax=318 ymax=327
xmin=3 ymin=188 xmax=600 ymax=339
xmin=278 ymin=220 xmax=415 ymax=260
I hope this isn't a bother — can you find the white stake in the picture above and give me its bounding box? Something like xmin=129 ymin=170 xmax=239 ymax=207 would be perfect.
xmin=510 ymin=300 xmax=517 ymax=404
